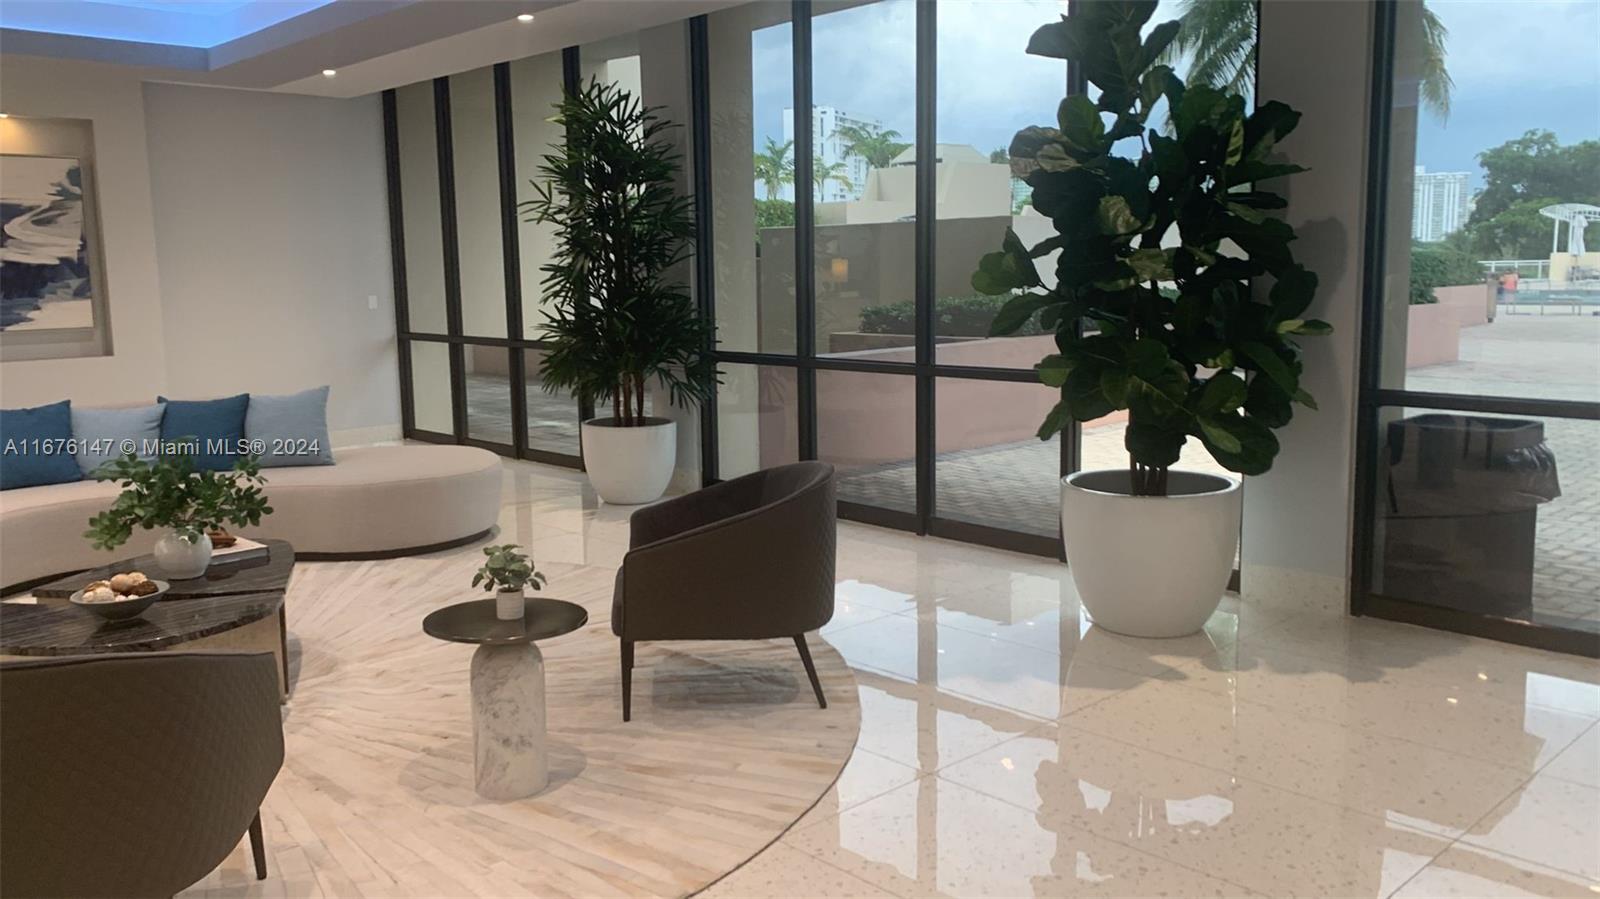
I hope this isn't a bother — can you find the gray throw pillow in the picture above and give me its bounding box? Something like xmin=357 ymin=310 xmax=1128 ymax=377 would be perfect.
xmin=244 ymin=386 xmax=335 ymax=467
xmin=71 ymin=403 xmax=166 ymax=476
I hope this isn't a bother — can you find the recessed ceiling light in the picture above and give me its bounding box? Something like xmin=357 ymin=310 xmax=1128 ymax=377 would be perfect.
xmin=322 ymin=69 xmax=337 ymax=77
xmin=517 ymin=13 xmax=535 ymax=22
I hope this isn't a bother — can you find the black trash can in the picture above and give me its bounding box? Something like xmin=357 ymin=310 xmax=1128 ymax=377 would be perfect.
xmin=1381 ymin=414 xmax=1561 ymax=620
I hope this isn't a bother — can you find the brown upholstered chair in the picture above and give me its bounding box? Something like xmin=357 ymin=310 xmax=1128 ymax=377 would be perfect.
xmin=0 ymin=651 xmax=284 ymax=899
xmin=612 ymin=461 xmax=837 ymax=721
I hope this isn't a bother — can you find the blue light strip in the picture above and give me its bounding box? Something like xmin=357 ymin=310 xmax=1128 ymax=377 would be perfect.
xmin=0 ymin=0 xmax=337 ymax=48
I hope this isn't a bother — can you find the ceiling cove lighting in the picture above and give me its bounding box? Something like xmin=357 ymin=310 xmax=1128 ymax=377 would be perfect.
xmin=0 ymin=0 xmax=338 ymax=49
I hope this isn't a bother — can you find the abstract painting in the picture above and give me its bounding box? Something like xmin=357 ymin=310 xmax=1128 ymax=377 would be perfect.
xmin=1 ymin=155 xmax=97 ymax=333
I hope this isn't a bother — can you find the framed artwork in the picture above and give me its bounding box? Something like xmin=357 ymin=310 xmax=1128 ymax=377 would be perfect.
xmin=1 ymin=154 xmax=97 ymax=334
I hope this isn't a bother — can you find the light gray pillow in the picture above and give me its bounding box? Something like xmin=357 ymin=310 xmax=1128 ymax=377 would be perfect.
xmin=71 ymin=403 xmax=166 ymax=476
xmin=245 ymin=386 xmax=335 ymax=468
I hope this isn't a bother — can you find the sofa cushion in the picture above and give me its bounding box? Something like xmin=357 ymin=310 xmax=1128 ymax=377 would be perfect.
xmin=157 ymin=394 xmax=248 ymax=472
xmin=70 ymin=403 xmax=166 ymax=477
xmin=245 ymin=386 xmax=333 ymax=468
xmin=1 ymin=401 xmax=83 ymax=491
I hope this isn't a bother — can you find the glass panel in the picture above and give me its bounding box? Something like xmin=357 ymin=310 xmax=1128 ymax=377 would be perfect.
xmin=408 ymin=341 xmax=453 ymax=433
xmin=462 ymin=345 xmax=512 ymax=445
xmin=523 ymin=348 xmax=581 ymax=456
xmin=395 ymin=82 xmax=447 ymax=334
xmin=708 ymin=3 xmax=796 ymax=354
xmin=510 ymin=52 xmax=566 ymax=340
xmin=812 ymin=0 xmax=916 ymax=359
xmin=581 ymin=33 xmax=641 ymax=94
xmin=1377 ymin=0 xmax=1600 ymax=403
xmin=817 ymin=370 xmax=915 ymax=513
xmin=1368 ymin=408 xmax=1596 ymax=635
xmin=934 ymin=378 xmax=1059 ymax=538
xmin=933 ymin=1 xmax=1067 ymax=366
xmin=717 ymin=364 xmax=799 ymax=480
xmin=451 ymin=67 xmax=506 ymax=339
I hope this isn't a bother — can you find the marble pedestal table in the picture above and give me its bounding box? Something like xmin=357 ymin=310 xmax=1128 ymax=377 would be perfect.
xmin=422 ymin=597 xmax=588 ymax=801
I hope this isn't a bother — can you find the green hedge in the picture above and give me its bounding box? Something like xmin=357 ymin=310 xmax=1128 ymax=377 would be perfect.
xmin=1409 ymin=244 xmax=1483 ymax=305
xmin=859 ymin=293 xmax=1045 ymax=337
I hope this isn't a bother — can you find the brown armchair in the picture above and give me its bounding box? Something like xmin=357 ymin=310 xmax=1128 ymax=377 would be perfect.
xmin=613 ymin=461 xmax=837 ymax=721
xmin=0 ymin=651 xmax=285 ymax=899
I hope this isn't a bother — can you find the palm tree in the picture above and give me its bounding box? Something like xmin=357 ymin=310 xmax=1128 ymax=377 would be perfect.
xmin=753 ymin=138 xmax=794 ymax=199
xmin=1162 ymin=0 xmax=1452 ymax=120
xmin=830 ymin=122 xmax=911 ymax=169
xmin=813 ymin=155 xmax=854 ymax=201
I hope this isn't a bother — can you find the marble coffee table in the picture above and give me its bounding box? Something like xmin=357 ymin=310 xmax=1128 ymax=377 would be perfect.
xmin=422 ymin=597 xmax=587 ymax=801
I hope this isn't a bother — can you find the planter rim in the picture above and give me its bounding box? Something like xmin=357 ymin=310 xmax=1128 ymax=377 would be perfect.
xmin=1063 ymin=468 xmax=1240 ymax=500
xmin=582 ymin=416 xmax=675 ymax=429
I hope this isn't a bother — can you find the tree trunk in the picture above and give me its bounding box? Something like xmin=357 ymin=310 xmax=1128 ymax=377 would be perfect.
xmin=634 ymin=375 xmax=646 ymax=425
xmin=612 ymin=390 xmax=622 ymax=427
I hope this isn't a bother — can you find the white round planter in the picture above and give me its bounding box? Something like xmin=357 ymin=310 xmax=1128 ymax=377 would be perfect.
xmin=580 ymin=417 xmax=677 ymax=505
xmin=153 ymin=530 xmax=213 ymax=580
xmin=1060 ymin=469 xmax=1241 ymax=638
xmin=496 ymin=588 xmax=525 ymax=621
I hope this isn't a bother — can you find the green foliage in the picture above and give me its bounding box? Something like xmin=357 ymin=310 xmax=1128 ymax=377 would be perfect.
xmin=520 ymin=78 xmax=718 ymax=427
xmin=1409 ymin=243 xmax=1483 ymax=305
xmin=974 ymin=0 xmax=1329 ymax=495
xmin=472 ymin=544 xmax=547 ymax=594
xmin=754 ymin=198 xmax=796 ymax=230
xmin=814 ymin=155 xmax=854 ymax=200
xmin=1457 ymin=131 xmax=1600 ymax=260
xmin=831 ymin=122 xmax=910 ymax=169
xmin=754 ymin=137 xmax=795 ymax=199
xmin=84 ymin=451 xmax=272 ymax=550
xmin=859 ymin=294 xmax=1046 ymax=338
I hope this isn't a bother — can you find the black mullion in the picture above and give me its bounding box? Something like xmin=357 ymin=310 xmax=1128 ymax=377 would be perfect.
xmin=913 ymin=0 xmax=936 ymax=535
xmin=434 ymin=77 xmax=467 ymax=440
xmin=562 ymin=45 xmax=587 ymax=448
xmin=382 ymin=89 xmax=416 ymax=438
xmin=690 ymin=14 xmax=719 ymax=485
xmin=494 ymin=62 xmax=530 ymax=459
xmin=1370 ymin=389 xmax=1599 ymax=421
xmin=793 ymin=1 xmax=817 ymax=460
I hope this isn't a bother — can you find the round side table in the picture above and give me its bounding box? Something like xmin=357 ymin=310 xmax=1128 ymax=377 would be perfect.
xmin=422 ymin=597 xmax=588 ymax=800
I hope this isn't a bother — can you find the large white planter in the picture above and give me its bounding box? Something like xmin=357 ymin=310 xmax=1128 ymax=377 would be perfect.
xmin=1060 ymin=469 xmax=1241 ymax=638
xmin=153 ymin=529 xmax=213 ymax=580
xmin=580 ymin=417 xmax=677 ymax=505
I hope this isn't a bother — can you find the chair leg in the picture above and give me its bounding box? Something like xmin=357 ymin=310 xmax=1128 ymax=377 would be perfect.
xmin=794 ymin=634 xmax=827 ymax=709
xmin=621 ymin=639 xmax=634 ymax=722
xmin=248 ymin=810 xmax=267 ymax=880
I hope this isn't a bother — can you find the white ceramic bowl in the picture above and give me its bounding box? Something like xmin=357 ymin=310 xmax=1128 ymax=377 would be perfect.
xmin=69 ymin=579 xmax=171 ymax=622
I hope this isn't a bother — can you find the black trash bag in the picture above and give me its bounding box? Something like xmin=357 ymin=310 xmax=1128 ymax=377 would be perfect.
xmin=1385 ymin=414 xmax=1561 ymax=519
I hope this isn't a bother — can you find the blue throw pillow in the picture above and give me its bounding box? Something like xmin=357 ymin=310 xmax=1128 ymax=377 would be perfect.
xmin=71 ymin=402 xmax=166 ymax=476
xmin=157 ymin=393 xmax=249 ymax=471
xmin=245 ymin=385 xmax=334 ymax=468
xmin=0 ymin=400 xmax=84 ymax=490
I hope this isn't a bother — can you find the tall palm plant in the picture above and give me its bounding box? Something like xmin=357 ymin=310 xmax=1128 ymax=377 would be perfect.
xmin=813 ymin=156 xmax=854 ymax=201
xmin=831 ymin=122 xmax=911 ymax=169
xmin=1162 ymin=0 xmax=1453 ymax=120
xmin=753 ymin=137 xmax=795 ymax=199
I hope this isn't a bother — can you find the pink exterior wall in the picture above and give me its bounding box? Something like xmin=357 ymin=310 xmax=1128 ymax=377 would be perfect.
xmin=1433 ymin=283 xmax=1492 ymax=328
xmin=1405 ymin=301 xmax=1462 ymax=368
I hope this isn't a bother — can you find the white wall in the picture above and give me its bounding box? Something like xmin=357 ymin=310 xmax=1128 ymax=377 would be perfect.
xmin=0 ymin=57 xmax=400 ymax=445
xmin=142 ymin=82 xmax=398 ymax=442
xmin=1241 ymin=1 xmax=1373 ymax=610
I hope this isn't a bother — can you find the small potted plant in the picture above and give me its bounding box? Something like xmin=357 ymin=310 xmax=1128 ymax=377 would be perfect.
xmin=473 ymin=544 xmax=547 ymax=621
xmin=85 ymin=451 xmax=273 ymax=579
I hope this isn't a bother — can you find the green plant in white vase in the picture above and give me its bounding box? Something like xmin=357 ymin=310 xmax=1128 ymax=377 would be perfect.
xmin=473 ymin=544 xmax=547 ymax=621
xmin=85 ymin=450 xmax=272 ymax=579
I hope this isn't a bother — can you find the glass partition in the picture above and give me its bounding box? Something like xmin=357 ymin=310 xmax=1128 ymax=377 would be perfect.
xmin=450 ymin=66 xmax=507 ymax=339
xmin=394 ymin=82 xmax=446 ymax=335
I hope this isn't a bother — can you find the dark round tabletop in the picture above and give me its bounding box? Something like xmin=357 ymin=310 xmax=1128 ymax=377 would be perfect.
xmin=422 ymin=597 xmax=588 ymax=646
xmin=0 ymin=592 xmax=284 ymax=656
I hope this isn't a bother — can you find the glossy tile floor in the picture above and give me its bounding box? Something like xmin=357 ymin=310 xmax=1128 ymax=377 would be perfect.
xmin=686 ymin=496 xmax=1600 ymax=897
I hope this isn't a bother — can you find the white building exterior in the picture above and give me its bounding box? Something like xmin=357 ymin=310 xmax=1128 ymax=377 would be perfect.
xmin=1411 ymin=166 xmax=1471 ymax=242
xmin=781 ymin=105 xmax=883 ymax=202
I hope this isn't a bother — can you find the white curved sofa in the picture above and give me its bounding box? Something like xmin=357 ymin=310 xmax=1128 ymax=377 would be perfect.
xmin=0 ymin=445 xmax=503 ymax=592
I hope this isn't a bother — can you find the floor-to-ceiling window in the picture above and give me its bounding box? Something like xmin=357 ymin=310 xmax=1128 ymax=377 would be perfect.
xmin=384 ymin=48 xmax=590 ymax=467
xmin=1355 ymin=0 xmax=1599 ymax=655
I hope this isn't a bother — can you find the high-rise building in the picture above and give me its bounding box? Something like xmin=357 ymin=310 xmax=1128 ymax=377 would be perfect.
xmin=781 ymin=106 xmax=884 ymax=203
xmin=1412 ymin=166 xmax=1471 ymax=242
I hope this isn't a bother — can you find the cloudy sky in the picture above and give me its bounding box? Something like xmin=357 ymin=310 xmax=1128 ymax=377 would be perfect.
xmin=747 ymin=0 xmax=1598 ymax=194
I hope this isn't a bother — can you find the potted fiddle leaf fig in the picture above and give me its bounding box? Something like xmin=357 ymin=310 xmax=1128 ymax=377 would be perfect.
xmin=473 ymin=544 xmax=547 ymax=621
xmin=521 ymin=79 xmax=718 ymax=504
xmin=974 ymin=0 xmax=1329 ymax=637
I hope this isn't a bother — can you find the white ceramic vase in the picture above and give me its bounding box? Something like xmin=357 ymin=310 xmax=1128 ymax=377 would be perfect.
xmin=496 ymin=587 xmax=525 ymax=621
xmin=153 ymin=530 xmax=213 ymax=580
xmin=1059 ymin=469 xmax=1241 ymax=638
xmin=580 ymin=417 xmax=677 ymax=505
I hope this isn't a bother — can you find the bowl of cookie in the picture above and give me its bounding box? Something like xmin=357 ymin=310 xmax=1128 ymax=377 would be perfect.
xmin=70 ymin=571 xmax=169 ymax=622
